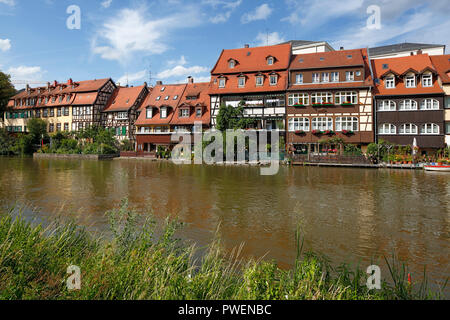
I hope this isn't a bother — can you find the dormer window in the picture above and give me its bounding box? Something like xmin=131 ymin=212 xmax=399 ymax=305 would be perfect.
xmin=219 ymin=78 xmax=226 ymax=88
xmin=312 ymin=73 xmax=320 ymax=83
xmin=146 ymin=107 xmax=153 ymax=119
xmin=156 ymin=96 xmax=161 ymax=101
xmin=179 ymin=108 xmax=189 ymax=118
xmin=164 ymin=96 xmax=170 ymax=100
xmin=267 ymin=57 xmax=274 ymax=65
xmin=161 ymin=87 xmax=165 ymax=92
xmin=385 ymin=76 xmax=395 ymax=89
xmin=160 ymin=107 xmax=167 ymax=118
xmin=59 ymin=96 xmax=63 ymax=102
xmin=229 ymin=60 xmax=235 ymax=69
xmin=196 ymin=108 xmax=202 ymax=117
xmin=66 ymin=95 xmax=71 ymax=102
xmin=173 ymin=95 xmax=178 ymax=100
xmin=322 ymin=73 xmax=329 ymax=83
xmin=238 ymin=76 xmax=245 ymax=88
xmin=346 ymin=71 xmax=355 ymax=81
xmin=256 ymin=76 xmax=264 ymax=86
xmin=269 ymin=74 xmax=278 ymax=86
xmin=422 ymin=74 xmax=432 ymax=87
xmin=52 ymin=97 xmax=56 ymax=103
xmin=295 ymin=74 xmax=303 ymax=84
xmin=405 ymin=75 xmax=416 ymax=88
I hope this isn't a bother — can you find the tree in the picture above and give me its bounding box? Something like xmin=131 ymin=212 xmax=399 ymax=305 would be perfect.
xmin=215 ymin=101 xmax=256 ymax=131
xmin=0 ymin=71 xmax=16 ymax=114
xmin=26 ymin=118 xmax=48 ymax=146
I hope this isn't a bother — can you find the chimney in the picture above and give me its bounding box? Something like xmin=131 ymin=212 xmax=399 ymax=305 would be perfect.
xmin=244 ymin=44 xmax=249 ymax=48
xmin=340 ymin=46 xmax=344 ymax=50
xmin=410 ymin=52 xmax=414 ymax=56
xmin=187 ymin=76 xmax=194 ymax=84
xmin=26 ymin=84 xmax=30 ymax=92
xmin=47 ymin=82 xmax=50 ymax=91
xmin=53 ymin=80 xmax=58 ymax=87
xmin=156 ymin=81 xmax=163 ymax=86
xmin=68 ymin=78 xmax=73 ymax=85
xmin=417 ymin=49 xmax=423 ymax=55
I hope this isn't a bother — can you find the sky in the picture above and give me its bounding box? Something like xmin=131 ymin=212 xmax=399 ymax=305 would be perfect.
xmin=0 ymin=0 xmax=449 ymax=89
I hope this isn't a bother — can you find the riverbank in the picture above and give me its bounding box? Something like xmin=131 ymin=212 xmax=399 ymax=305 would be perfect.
xmin=0 ymin=203 xmax=445 ymax=300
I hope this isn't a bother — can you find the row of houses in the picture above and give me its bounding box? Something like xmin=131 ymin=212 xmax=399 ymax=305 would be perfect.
xmin=2 ymin=41 xmax=450 ymax=156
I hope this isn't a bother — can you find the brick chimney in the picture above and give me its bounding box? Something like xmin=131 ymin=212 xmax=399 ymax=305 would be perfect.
xmin=187 ymin=76 xmax=194 ymax=84
xmin=156 ymin=81 xmax=163 ymax=86
xmin=417 ymin=49 xmax=423 ymax=55
xmin=244 ymin=44 xmax=249 ymax=48
xmin=53 ymin=80 xmax=58 ymax=87
xmin=68 ymin=78 xmax=73 ymax=85
xmin=340 ymin=46 xmax=344 ymax=50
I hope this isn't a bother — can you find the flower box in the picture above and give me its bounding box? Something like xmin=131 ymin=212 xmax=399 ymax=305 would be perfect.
xmin=341 ymin=102 xmax=353 ymax=106
xmin=313 ymin=102 xmax=334 ymax=107
xmin=311 ymin=130 xmax=323 ymax=135
xmin=295 ymin=130 xmax=306 ymax=135
xmin=293 ymin=104 xmax=306 ymax=108
xmin=324 ymin=130 xmax=335 ymax=136
xmin=341 ymin=130 xmax=354 ymax=135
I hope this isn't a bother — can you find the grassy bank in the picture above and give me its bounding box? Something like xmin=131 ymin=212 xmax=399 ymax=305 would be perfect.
xmin=0 ymin=201 xmax=446 ymax=300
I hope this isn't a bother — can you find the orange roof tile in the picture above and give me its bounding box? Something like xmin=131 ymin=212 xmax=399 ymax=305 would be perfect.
xmin=289 ymin=49 xmax=366 ymax=70
xmin=103 ymin=85 xmax=147 ymax=112
xmin=430 ymin=54 xmax=450 ymax=84
xmin=372 ymin=54 xmax=444 ymax=96
xmin=172 ymin=82 xmax=211 ymax=125
xmin=211 ymin=43 xmax=292 ymax=74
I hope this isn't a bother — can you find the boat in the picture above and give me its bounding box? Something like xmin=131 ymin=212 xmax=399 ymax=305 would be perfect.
xmin=424 ymin=164 xmax=450 ymax=172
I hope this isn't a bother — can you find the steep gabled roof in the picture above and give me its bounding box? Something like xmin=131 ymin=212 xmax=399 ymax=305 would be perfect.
xmin=103 ymin=85 xmax=147 ymax=112
xmin=289 ymin=48 xmax=366 ymax=70
xmin=172 ymin=82 xmax=210 ymax=125
xmin=430 ymin=54 xmax=450 ymax=84
xmin=211 ymin=43 xmax=292 ymax=74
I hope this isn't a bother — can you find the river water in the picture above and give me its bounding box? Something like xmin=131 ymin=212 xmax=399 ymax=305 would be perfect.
xmin=0 ymin=157 xmax=449 ymax=294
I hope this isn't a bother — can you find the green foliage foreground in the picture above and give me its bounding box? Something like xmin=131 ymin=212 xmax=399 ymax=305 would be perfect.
xmin=0 ymin=201 xmax=446 ymax=300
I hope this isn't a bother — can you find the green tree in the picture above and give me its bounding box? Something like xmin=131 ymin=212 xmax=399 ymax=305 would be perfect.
xmin=26 ymin=118 xmax=49 ymax=147
xmin=0 ymin=71 xmax=16 ymax=114
xmin=216 ymin=101 xmax=256 ymax=131
xmin=0 ymin=128 xmax=15 ymax=155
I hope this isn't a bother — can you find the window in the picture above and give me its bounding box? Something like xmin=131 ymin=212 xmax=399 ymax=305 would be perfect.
xmin=49 ymin=108 xmax=54 ymax=117
xmin=385 ymin=76 xmax=395 ymax=88
xmin=311 ymin=92 xmax=333 ymax=104
xmin=179 ymin=109 xmax=189 ymax=117
xmin=378 ymin=123 xmax=396 ymax=135
xmin=56 ymin=123 xmax=61 ymax=132
xmin=346 ymin=71 xmax=354 ymax=81
xmin=173 ymin=95 xmax=178 ymax=100
xmin=64 ymin=123 xmax=69 ymax=131
xmin=405 ymin=75 xmax=416 ymax=88
xmin=43 ymin=109 xmax=48 ymax=117
xmin=156 ymin=96 xmax=161 ymax=101
xmin=229 ymin=60 xmax=235 ymax=68
xmin=288 ymin=118 xmax=310 ymax=132
xmin=288 ymin=93 xmax=309 ymax=106
xmin=336 ymin=117 xmax=358 ymax=132
xmin=399 ymin=123 xmax=418 ymax=135
xmin=312 ymin=73 xmax=320 ymax=83
xmin=219 ymin=78 xmax=226 ymax=88
xmin=256 ymin=76 xmax=264 ymax=86
xmin=420 ymin=99 xmax=439 ymax=110
xmin=446 ymin=97 xmax=450 ymax=109
xmin=399 ymin=100 xmax=418 ymax=111
xmin=160 ymin=107 xmax=167 ymax=118
xmin=335 ymin=92 xmax=357 ymax=105
xmin=146 ymin=108 xmax=153 ymax=119
xmin=445 ymin=122 xmax=450 ymax=134
xmin=59 ymin=96 xmax=63 ymax=103
xmin=331 ymin=72 xmax=339 ymax=82
xmin=321 ymin=73 xmax=329 ymax=83
xmin=57 ymin=108 xmax=62 ymax=117
xmin=161 ymin=87 xmax=166 ymax=92
xmin=196 ymin=108 xmax=202 ymax=117
xmin=52 ymin=97 xmax=56 ymax=103
xmin=422 ymin=74 xmax=432 ymax=87
xmin=312 ymin=117 xmax=333 ymax=131
xmin=66 ymin=95 xmax=71 ymax=102
xmin=377 ymin=100 xmax=396 ymax=111
xmin=295 ymin=74 xmax=303 ymax=84
xmin=63 ymin=107 xmax=69 ymax=116
xmin=267 ymin=57 xmax=274 ymax=65
xmin=49 ymin=123 xmax=54 ymax=132
xmin=269 ymin=75 xmax=278 ymax=86
xmin=164 ymin=96 xmax=170 ymax=100
xmin=238 ymin=77 xmax=245 ymax=87
xmin=421 ymin=123 xmax=439 ymax=135
xmin=116 ymin=112 xmax=128 ymax=120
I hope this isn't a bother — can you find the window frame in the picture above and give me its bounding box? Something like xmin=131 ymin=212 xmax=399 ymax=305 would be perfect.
xmin=335 ymin=117 xmax=359 ymax=132
xmin=288 ymin=117 xmax=310 ymax=132
xmin=399 ymin=99 xmax=418 ymax=111
xmin=378 ymin=123 xmax=396 ymax=135
xmin=377 ymin=100 xmax=396 ymax=112
xmin=420 ymin=99 xmax=439 ymax=110
xmin=420 ymin=123 xmax=439 ymax=135
xmin=399 ymin=123 xmax=418 ymax=135
xmin=312 ymin=117 xmax=333 ymax=131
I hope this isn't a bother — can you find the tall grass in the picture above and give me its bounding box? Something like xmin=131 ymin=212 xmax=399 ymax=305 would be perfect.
xmin=0 ymin=202 xmax=446 ymax=300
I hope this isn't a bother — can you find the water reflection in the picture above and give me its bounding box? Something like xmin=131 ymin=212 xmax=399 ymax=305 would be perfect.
xmin=0 ymin=157 xmax=448 ymax=294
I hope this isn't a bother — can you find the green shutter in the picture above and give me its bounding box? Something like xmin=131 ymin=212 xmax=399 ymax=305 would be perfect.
xmin=122 ymin=126 xmax=127 ymax=136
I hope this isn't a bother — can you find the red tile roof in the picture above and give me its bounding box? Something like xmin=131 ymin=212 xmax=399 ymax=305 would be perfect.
xmin=372 ymin=54 xmax=443 ymax=95
xmin=430 ymin=54 xmax=450 ymax=84
xmin=289 ymin=49 xmax=366 ymax=70
xmin=103 ymin=85 xmax=147 ymax=112
xmin=172 ymin=82 xmax=211 ymax=125
xmin=135 ymin=84 xmax=187 ymax=126
xmin=211 ymin=43 xmax=292 ymax=74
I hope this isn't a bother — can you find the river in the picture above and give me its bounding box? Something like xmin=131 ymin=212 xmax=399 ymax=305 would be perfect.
xmin=0 ymin=157 xmax=449 ymax=295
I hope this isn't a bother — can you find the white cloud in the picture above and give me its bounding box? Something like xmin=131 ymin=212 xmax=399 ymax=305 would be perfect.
xmin=117 ymin=70 xmax=147 ymax=86
xmin=241 ymin=4 xmax=272 ymax=24
xmin=101 ymin=0 xmax=112 ymax=9
xmin=92 ymin=6 xmax=202 ymax=62
xmin=7 ymin=66 xmax=46 ymax=89
xmin=168 ymin=55 xmax=187 ymax=66
xmin=0 ymin=38 xmax=11 ymax=51
xmin=157 ymin=65 xmax=208 ymax=79
xmin=0 ymin=0 xmax=15 ymax=6
xmin=203 ymin=0 xmax=242 ymax=23
xmin=255 ymin=32 xmax=285 ymax=46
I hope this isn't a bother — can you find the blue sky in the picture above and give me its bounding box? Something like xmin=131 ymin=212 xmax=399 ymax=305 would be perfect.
xmin=0 ymin=0 xmax=449 ymax=89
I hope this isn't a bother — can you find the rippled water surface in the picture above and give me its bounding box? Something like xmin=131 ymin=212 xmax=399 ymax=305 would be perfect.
xmin=0 ymin=157 xmax=449 ymax=294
